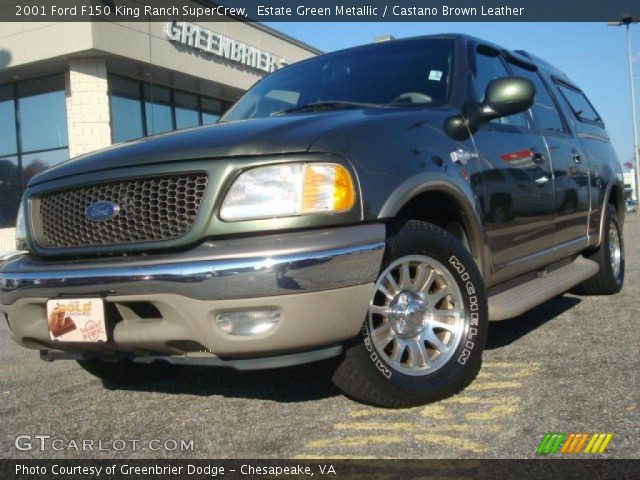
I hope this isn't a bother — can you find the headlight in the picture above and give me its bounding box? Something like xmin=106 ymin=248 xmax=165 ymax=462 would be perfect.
xmin=15 ymin=199 xmax=27 ymax=249
xmin=220 ymin=163 xmax=356 ymax=221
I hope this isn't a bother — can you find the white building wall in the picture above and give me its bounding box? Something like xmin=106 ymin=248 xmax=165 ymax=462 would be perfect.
xmin=65 ymin=59 xmax=112 ymax=158
xmin=0 ymin=228 xmax=16 ymax=256
xmin=624 ymin=171 xmax=636 ymax=201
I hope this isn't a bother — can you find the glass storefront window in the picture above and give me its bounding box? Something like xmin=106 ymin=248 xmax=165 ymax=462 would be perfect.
xmin=1 ymin=74 xmax=69 ymax=228
xmin=109 ymin=75 xmax=228 ymax=144
xmin=21 ymin=148 xmax=69 ymax=188
xmin=144 ymin=84 xmax=173 ymax=135
xmin=174 ymin=91 xmax=199 ymax=130
xmin=18 ymin=75 xmax=68 ymax=152
xmin=201 ymin=97 xmax=222 ymax=125
xmin=110 ymin=76 xmax=144 ymax=143
xmin=0 ymin=156 xmax=21 ymax=228
xmin=0 ymin=86 xmax=17 ymax=157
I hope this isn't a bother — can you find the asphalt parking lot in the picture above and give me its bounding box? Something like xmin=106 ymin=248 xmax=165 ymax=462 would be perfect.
xmin=1 ymin=216 xmax=638 ymax=459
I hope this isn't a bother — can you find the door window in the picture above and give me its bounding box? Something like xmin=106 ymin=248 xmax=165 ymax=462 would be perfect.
xmin=473 ymin=49 xmax=528 ymax=129
xmin=556 ymin=84 xmax=602 ymax=124
xmin=509 ymin=64 xmax=566 ymax=134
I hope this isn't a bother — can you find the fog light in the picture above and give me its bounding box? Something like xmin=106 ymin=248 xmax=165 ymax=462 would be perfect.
xmin=215 ymin=308 xmax=281 ymax=336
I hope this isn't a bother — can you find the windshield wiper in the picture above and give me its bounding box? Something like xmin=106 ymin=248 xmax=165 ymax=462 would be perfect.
xmin=271 ymin=100 xmax=386 ymax=116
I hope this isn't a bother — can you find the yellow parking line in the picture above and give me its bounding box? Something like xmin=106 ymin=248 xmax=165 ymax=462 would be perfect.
xmin=415 ymin=434 xmax=489 ymax=453
xmin=465 ymin=405 xmax=518 ymax=421
xmin=296 ymin=361 xmax=536 ymax=458
xmin=421 ymin=404 xmax=453 ymax=419
xmin=334 ymin=421 xmax=502 ymax=434
xmin=445 ymin=395 xmax=520 ymax=404
xmin=477 ymin=366 xmax=540 ymax=380
xmin=306 ymin=435 xmax=402 ymax=449
xmin=337 ymin=421 xmax=422 ymax=432
xmin=349 ymin=408 xmax=420 ymax=418
xmin=499 ymin=366 xmax=541 ymax=378
xmin=483 ymin=362 xmax=540 ymax=368
xmin=465 ymin=381 xmax=522 ymax=391
xmin=350 ymin=404 xmax=454 ymax=419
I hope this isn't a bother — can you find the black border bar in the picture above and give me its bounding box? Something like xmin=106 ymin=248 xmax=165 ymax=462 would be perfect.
xmin=0 ymin=0 xmax=638 ymax=22
xmin=1 ymin=459 xmax=639 ymax=480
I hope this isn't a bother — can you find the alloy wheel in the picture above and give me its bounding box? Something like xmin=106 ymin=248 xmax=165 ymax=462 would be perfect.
xmin=368 ymin=255 xmax=466 ymax=377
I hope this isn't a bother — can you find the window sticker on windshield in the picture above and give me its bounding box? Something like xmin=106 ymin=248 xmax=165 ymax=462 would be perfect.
xmin=428 ymin=70 xmax=443 ymax=81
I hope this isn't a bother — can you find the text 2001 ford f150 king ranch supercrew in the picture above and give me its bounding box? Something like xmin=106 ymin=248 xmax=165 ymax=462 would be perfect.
xmin=0 ymin=35 xmax=625 ymax=407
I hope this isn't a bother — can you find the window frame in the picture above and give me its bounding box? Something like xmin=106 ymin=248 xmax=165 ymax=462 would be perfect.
xmin=0 ymin=73 xmax=69 ymax=226
xmin=108 ymin=74 xmax=232 ymax=144
xmin=17 ymin=74 xmax=69 ymax=153
xmin=469 ymin=44 xmax=532 ymax=135
xmin=553 ymin=78 xmax=605 ymax=127
xmin=505 ymin=61 xmax=573 ymax=139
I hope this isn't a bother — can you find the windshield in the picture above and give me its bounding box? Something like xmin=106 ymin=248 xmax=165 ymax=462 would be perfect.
xmin=222 ymin=38 xmax=455 ymax=121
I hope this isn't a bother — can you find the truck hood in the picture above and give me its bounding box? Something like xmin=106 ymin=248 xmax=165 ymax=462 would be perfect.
xmin=29 ymin=110 xmax=368 ymax=186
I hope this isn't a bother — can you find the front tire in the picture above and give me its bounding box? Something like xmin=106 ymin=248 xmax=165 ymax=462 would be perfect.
xmin=332 ymin=220 xmax=488 ymax=408
xmin=578 ymin=204 xmax=624 ymax=295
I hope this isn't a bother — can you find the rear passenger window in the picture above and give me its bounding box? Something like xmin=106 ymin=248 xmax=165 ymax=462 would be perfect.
xmin=509 ymin=63 xmax=565 ymax=134
xmin=556 ymin=84 xmax=602 ymax=124
xmin=473 ymin=49 xmax=528 ymax=129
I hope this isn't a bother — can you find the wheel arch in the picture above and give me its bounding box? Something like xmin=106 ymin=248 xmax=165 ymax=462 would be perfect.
xmin=377 ymin=174 xmax=486 ymax=278
xmin=597 ymin=181 xmax=625 ymax=247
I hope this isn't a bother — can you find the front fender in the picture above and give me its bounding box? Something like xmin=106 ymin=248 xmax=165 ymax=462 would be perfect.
xmin=378 ymin=172 xmax=485 ymax=277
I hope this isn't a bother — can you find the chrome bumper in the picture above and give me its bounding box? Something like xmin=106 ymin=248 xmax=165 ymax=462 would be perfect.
xmin=0 ymin=225 xmax=385 ymax=305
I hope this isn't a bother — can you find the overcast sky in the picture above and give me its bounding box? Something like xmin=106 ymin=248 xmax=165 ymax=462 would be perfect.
xmin=267 ymin=22 xmax=640 ymax=167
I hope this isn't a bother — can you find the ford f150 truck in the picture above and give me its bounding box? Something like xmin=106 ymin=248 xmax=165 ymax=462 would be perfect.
xmin=0 ymin=35 xmax=625 ymax=407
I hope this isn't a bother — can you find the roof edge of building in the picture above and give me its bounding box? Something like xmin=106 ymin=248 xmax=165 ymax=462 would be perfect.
xmin=199 ymin=0 xmax=322 ymax=54
xmin=248 ymin=22 xmax=324 ymax=55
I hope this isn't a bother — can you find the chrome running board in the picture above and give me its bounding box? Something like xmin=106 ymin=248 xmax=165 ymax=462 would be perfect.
xmin=488 ymin=256 xmax=599 ymax=321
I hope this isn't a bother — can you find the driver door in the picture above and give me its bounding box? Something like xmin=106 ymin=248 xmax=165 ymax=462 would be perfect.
xmin=469 ymin=45 xmax=556 ymax=283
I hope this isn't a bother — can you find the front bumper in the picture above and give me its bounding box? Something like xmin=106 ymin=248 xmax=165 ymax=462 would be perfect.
xmin=0 ymin=224 xmax=384 ymax=366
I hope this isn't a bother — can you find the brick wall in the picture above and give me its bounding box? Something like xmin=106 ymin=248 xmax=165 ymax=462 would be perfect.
xmin=65 ymin=59 xmax=112 ymax=158
xmin=0 ymin=228 xmax=16 ymax=256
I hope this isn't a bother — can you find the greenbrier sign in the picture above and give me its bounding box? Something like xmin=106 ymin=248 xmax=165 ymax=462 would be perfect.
xmin=165 ymin=20 xmax=287 ymax=73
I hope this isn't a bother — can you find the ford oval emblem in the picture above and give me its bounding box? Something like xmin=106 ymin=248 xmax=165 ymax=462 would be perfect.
xmin=85 ymin=201 xmax=120 ymax=222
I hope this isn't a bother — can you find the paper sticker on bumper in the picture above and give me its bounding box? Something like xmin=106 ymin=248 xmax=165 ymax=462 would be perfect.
xmin=47 ymin=299 xmax=106 ymax=342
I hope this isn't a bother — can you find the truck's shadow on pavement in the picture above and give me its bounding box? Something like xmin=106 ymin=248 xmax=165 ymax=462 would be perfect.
xmin=485 ymin=294 xmax=581 ymax=350
xmin=102 ymin=357 xmax=343 ymax=402
xmin=102 ymin=295 xmax=581 ymax=401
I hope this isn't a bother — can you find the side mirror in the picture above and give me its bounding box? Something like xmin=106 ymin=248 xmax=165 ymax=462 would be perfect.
xmin=480 ymin=77 xmax=535 ymax=121
xmin=444 ymin=77 xmax=535 ymax=141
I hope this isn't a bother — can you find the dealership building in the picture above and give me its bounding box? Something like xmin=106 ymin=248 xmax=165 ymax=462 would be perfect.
xmin=0 ymin=17 xmax=320 ymax=254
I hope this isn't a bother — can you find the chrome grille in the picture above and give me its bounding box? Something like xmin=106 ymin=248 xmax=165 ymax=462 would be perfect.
xmin=36 ymin=173 xmax=208 ymax=248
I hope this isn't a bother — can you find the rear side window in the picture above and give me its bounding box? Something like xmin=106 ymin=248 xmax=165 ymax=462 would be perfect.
xmin=556 ymin=84 xmax=602 ymax=124
xmin=509 ymin=63 xmax=565 ymax=134
xmin=473 ymin=49 xmax=528 ymax=129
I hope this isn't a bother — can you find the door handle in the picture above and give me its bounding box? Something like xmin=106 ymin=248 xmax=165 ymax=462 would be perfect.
xmin=531 ymin=147 xmax=547 ymax=164
xmin=572 ymin=149 xmax=583 ymax=163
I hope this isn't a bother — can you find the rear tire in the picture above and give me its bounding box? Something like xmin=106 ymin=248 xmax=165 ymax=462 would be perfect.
xmin=578 ymin=204 xmax=624 ymax=295
xmin=77 ymin=358 xmax=181 ymax=385
xmin=332 ymin=220 xmax=488 ymax=408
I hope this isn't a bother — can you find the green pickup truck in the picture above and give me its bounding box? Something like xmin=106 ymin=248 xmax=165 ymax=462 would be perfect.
xmin=0 ymin=35 xmax=625 ymax=407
